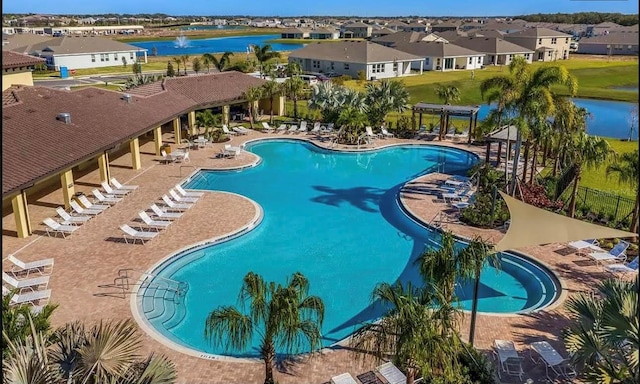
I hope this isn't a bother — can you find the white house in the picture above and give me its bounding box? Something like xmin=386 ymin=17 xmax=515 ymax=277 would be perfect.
xmin=452 ymin=37 xmax=534 ymax=65
xmin=288 ymin=41 xmax=423 ymax=80
xmin=393 ymin=41 xmax=484 ymax=71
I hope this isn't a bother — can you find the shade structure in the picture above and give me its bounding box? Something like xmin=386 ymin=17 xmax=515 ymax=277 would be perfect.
xmin=495 ymin=191 xmax=637 ymax=252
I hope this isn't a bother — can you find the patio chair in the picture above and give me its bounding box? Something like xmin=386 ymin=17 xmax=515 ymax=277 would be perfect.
xmin=70 ymin=200 xmax=102 ymax=216
xmin=298 ymin=121 xmax=308 ymax=133
xmin=110 ymin=177 xmax=138 ymax=192
xmin=160 ymin=149 xmax=176 ymax=164
xmin=161 ymin=195 xmax=193 ymax=211
xmin=175 ymin=184 xmax=205 ymax=198
xmin=287 ymin=124 xmax=298 ymax=133
xmin=138 ymin=211 xmax=172 ymax=231
xmin=587 ymin=240 xmax=630 ymax=265
xmin=276 ymin=124 xmax=287 ymax=133
xmin=529 ymin=341 xmax=577 ymax=381
xmin=222 ymin=124 xmax=237 ymax=136
xmin=42 ymin=218 xmax=79 ymax=238
xmin=604 ymin=256 xmax=639 ymax=276
xmin=493 ymin=339 xmax=524 ymax=381
xmin=56 ymin=206 xmax=91 ymax=225
xmin=3 ymin=286 xmax=51 ymax=306
xmin=169 ymin=188 xmax=199 ymax=204
xmin=356 ymin=371 xmax=384 ymax=384
xmin=262 ymin=122 xmax=274 ymax=132
xmin=331 ymin=373 xmax=359 ymax=384
xmin=380 ymin=127 xmax=394 ymax=138
xmin=101 ymin=181 xmax=130 ymax=196
xmin=92 ymin=189 xmax=122 ymax=205
xmin=233 ymin=126 xmax=250 ymax=135
xmin=222 ymin=144 xmax=241 ymax=158
xmin=365 ymin=126 xmax=379 ymax=140
xmin=376 ymin=362 xmax=422 ymax=384
xmin=150 ymin=203 xmax=183 ymax=220
xmin=77 ymin=195 xmax=110 ymax=212
xmin=310 ymin=122 xmax=321 ymax=134
xmin=119 ymin=224 xmax=159 ymax=244
xmin=454 ymin=131 xmax=469 ymax=142
xmin=7 ymin=254 xmax=54 ymax=277
xmin=3 ymin=272 xmax=50 ymax=293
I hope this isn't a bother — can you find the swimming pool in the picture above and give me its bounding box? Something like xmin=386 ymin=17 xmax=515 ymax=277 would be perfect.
xmin=137 ymin=140 xmax=560 ymax=357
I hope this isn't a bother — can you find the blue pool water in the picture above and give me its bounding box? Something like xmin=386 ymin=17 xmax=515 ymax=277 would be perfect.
xmin=141 ymin=141 xmax=560 ymax=356
xmin=129 ymin=34 xmax=303 ymax=56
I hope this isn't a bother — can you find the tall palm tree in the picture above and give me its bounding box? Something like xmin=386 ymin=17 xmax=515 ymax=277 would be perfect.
xmin=252 ymin=45 xmax=281 ymax=72
xmin=336 ymin=106 xmax=369 ymax=144
xmin=365 ymin=80 xmax=409 ymax=128
xmin=564 ymin=277 xmax=638 ymax=383
xmin=283 ymin=76 xmax=305 ymax=120
xmin=180 ymin=54 xmax=190 ymax=76
xmin=172 ymin=57 xmax=181 ymax=77
xmin=261 ymin=80 xmax=281 ymax=124
xmin=243 ymin=86 xmax=264 ymax=129
xmin=2 ymin=292 xmax=57 ymax=358
xmin=204 ymin=272 xmax=324 ymax=384
xmin=566 ymin=132 xmax=613 ymax=217
xmin=606 ymin=150 xmax=639 ymax=232
xmin=434 ymin=85 xmax=461 ymax=140
xmin=414 ymin=232 xmax=459 ymax=304
xmin=201 ymin=54 xmax=211 ymax=73
xmin=202 ymin=52 xmax=234 ymax=72
xmin=286 ymin=61 xmax=302 ymax=77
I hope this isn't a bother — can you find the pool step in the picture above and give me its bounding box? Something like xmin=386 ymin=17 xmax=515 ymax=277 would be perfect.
xmin=163 ymin=299 xmax=187 ymax=330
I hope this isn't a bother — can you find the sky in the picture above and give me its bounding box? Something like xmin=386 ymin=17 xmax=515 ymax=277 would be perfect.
xmin=2 ymin=0 xmax=638 ymax=17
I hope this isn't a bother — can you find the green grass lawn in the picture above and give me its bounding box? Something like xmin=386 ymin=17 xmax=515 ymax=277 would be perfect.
xmin=579 ymin=139 xmax=637 ymax=199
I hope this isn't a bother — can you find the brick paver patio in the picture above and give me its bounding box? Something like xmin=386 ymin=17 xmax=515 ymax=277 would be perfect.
xmin=2 ymin=129 xmax=623 ymax=383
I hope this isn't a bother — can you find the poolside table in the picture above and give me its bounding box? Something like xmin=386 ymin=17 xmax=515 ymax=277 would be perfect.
xmin=568 ymin=240 xmax=602 ymax=257
xmin=193 ymin=138 xmax=209 ymax=149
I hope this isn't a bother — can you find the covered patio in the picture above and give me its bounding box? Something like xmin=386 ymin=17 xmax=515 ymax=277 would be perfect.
xmin=411 ymin=103 xmax=480 ymax=143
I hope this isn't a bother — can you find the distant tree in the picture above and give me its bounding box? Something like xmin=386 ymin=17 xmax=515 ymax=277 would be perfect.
xmin=252 ymin=44 xmax=280 ymax=73
xmin=202 ymin=52 xmax=234 ymax=72
xmin=243 ymin=86 xmax=264 ymax=129
xmin=172 ymin=57 xmax=181 ymax=76
xmin=261 ymin=80 xmax=281 ymax=124
xmin=192 ymin=57 xmax=202 ymax=74
xmin=180 ymin=54 xmax=190 ymax=75
xmin=151 ymin=46 xmax=158 ymax=57
xmin=121 ymin=56 xmax=127 ymax=68
xmin=166 ymin=60 xmax=175 ymax=77
xmin=201 ymin=54 xmax=211 ymax=73
xmin=132 ymin=62 xmax=142 ymax=76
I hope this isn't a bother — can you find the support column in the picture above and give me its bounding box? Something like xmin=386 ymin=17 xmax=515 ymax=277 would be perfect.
xmin=188 ymin=111 xmax=197 ymax=136
xmin=485 ymin=142 xmax=491 ymax=163
xmin=411 ymin=109 xmax=416 ymax=130
xmin=129 ymin=138 xmax=141 ymax=170
xmin=60 ymin=169 xmax=75 ymax=209
xmin=153 ymin=126 xmax=163 ymax=155
xmin=497 ymin=142 xmax=503 ymax=166
xmin=12 ymin=192 xmax=32 ymax=238
xmin=173 ymin=117 xmax=181 ymax=144
xmin=468 ymin=113 xmax=474 ymax=144
xmin=222 ymin=105 xmax=230 ymax=125
xmin=97 ymin=153 xmax=110 ymax=183
xmin=418 ymin=113 xmax=423 ymax=128
xmin=276 ymin=96 xmax=285 ymax=116
xmin=419 ymin=60 xmax=423 ymax=74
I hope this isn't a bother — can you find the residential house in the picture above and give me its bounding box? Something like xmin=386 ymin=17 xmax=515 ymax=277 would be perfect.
xmin=309 ymin=28 xmax=340 ymax=40
xmin=503 ymin=27 xmax=571 ymax=61
xmin=402 ymin=22 xmax=429 ymax=32
xmin=576 ymin=31 xmax=639 ymax=55
xmin=392 ymin=41 xmax=484 ymax=71
xmin=586 ymin=22 xmax=624 ymax=37
xmin=371 ymin=31 xmax=430 ymax=47
xmin=2 ymin=51 xmax=45 ymax=90
xmin=280 ymin=28 xmax=311 ymax=39
xmin=386 ymin=20 xmax=408 ymax=31
xmin=466 ymin=29 xmax=506 ymax=38
xmin=370 ymin=27 xmax=396 ymax=39
xmin=431 ymin=22 xmax=460 ymax=33
xmin=431 ymin=30 xmax=467 ymax=42
xmin=452 ymin=36 xmax=534 ymax=65
xmin=288 ymin=41 xmax=423 ymax=79
xmin=340 ymin=22 xmax=372 ymax=38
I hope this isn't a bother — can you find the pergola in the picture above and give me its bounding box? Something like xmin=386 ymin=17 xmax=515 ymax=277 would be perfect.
xmin=412 ymin=103 xmax=480 ymax=144
xmin=483 ymin=125 xmax=527 ymax=166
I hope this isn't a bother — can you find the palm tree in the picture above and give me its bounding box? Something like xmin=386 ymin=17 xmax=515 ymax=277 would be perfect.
xmin=252 ymin=44 xmax=281 ymax=72
xmin=201 ymin=54 xmax=211 ymax=73
xmin=243 ymin=86 xmax=263 ymax=129
xmin=286 ymin=61 xmax=302 ymax=77
xmin=2 ymin=291 xmax=57 ymax=358
xmin=564 ymin=277 xmax=638 ymax=383
xmin=202 ymin=52 xmax=234 ymax=72
xmin=191 ymin=57 xmax=202 ymax=74
xmin=336 ymin=106 xmax=368 ymax=144
xmin=283 ymin=76 xmax=305 ymax=120
xmin=172 ymin=57 xmax=181 ymax=77
xmin=180 ymin=54 xmax=190 ymax=76
xmin=204 ymin=272 xmax=324 ymax=384
xmin=414 ymin=231 xmax=459 ymax=304
xmin=606 ymin=150 xmax=639 ymax=232
xmin=261 ymin=80 xmax=281 ymax=124
xmin=434 ymin=85 xmax=461 ymax=140
xmin=566 ymin=132 xmax=613 ymax=217
xmin=365 ymin=80 xmax=409 ymax=128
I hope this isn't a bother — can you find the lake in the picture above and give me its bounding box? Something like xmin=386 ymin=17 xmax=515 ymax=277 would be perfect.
xmin=179 ymin=25 xmax=247 ymax=31
xmin=129 ymin=34 xmax=302 ymax=56
xmin=474 ymin=98 xmax=638 ymax=140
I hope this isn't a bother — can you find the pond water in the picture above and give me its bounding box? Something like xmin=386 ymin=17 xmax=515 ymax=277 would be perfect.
xmin=179 ymin=25 xmax=248 ymax=31
xmin=610 ymin=85 xmax=639 ymax=92
xmin=129 ymin=34 xmax=302 ymax=56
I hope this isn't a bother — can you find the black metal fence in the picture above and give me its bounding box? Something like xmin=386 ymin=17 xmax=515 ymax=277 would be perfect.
xmin=553 ymin=165 xmax=576 ymax=200
xmin=564 ymin=186 xmax=635 ymax=222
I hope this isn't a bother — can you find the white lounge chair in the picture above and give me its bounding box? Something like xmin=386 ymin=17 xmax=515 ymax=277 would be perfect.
xmin=101 ymin=181 xmax=130 ymax=196
xmin=287 ymin=124 xmax=298 ymax=133
xmin=310 ymin=122 xmax=321 ymax=134
xmin=175 ymin=184 xmax=205 ymax=198
xmin=150 ymin=204 xmax=183 ymax=220
xmin=3 ymin=272 xmax=50 ymax=293
xmin=330 ymin=373 xmax=359 ymax=384
xmin=3 ymin=286 xmax=51 ymax=306
xmin=587 ymin=240 xmax=629 ymax=265
xmin=56 ymin=207 xmax=91 ymax=225
xmin=70 ymin=200 xmax=102 ymax=216
xmin=43 ymin=218 xmax=79 ymax=238
xmin=169 ymin=188 xmax=199 ymax=204
xmin=605 ymin=256 xmax=639 ymax=275
xmin=275 ymin=124 xmax=287 ymax=133
xmin=222 ymin=144 xmax=241 ymax=158
xmin=138 ymin=211 xmax=172 ymax=231
xmin=7 ymin=254 xmax=54 ymax=277
xmin=110 ymin=177 xmax=138 ymax=192
xmin=161 ymin=195 xmax=192 ymax=211
xmin=298 ymin=121 xmax=308 ymax=133
xmin=529 ymin=341 xmax=577 ymax=381
xmin=321 ymin=122 xmax=334 ymax=134
xmin=380 ymin=127 xmax=394 ymax=138
xmin=161 ymin=149 xmax=176 ymax=164
xmin=77 ymin=195 xmax=110 ymax=212
xmin=222 ymin=125 xmax=237 ymax=136
xmin=262 ymin=122 xmax=274 ymax=132
xmin=377 ymin=362 xmax=422 ymax=384
xmin=92 ymin=189 xmax=122 ymax=205
xmin=365 ymin=126 xmax=379 ymax=140
xmin=233 ymin=126 xmax=250 ymax=135
xmin=493 ymin=340 xmax=524 ymax=381
xmin=119 ymin=224 xmax=158 ymax=244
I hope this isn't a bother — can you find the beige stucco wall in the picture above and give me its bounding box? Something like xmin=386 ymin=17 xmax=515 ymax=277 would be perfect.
xmin=2 ymin=71 xmax=34 ymax=90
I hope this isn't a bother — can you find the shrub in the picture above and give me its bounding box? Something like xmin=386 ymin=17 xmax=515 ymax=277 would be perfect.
xmin=520 ymin=183 xmax=564 ymax=211
xmin=459 ymin=192 xmax=510 ymax=228
xmin=331 ymin=75 xmax=352 ymax=86
xmin=357 ymin=70 xmax=366 ymax=83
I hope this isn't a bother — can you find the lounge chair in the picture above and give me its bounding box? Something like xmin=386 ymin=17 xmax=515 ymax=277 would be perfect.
xmin=276 ymin=124 xmax=287 ymax=133
xmin=331 ymin=373 xmax=359 ymax=384
xmin=310 ymin=122 xmax=321 ymax=134
xmin=56 ymin=207 xmax=91 ymax=225
xmin=150 ymin=203 xmax=183 ymax=220
xmin=77 ymin=195 xmax=110 ymax=212
xmin=169 ymin=188 xmax=199 ymax=204
xmin=233 ymin=126 xmax=250 ymax=135
xmin=356 ymin=371 xmax=384 ymax=384
xmin=321 ymin=122 xmax=334 ymax=135
xmin=138 ymin=211 xmax=172 ymax=231
xmin=287 ymin=124 xmax=298 ymax=133
xmin=175 ymin=184 xmax=205 ymax=197
xmin=298 ymin=121 xmax=308 ymax=133
xmin=222 ymin=124 xmax=237 ymax=136
xmin=529 ymin=341 xmax=577 ymax=381
xmin=380 ymin=127 xmax=394 ymax=138
xmin=92 ymin=189 xmax=122 ymax=205
xmin=493 ymin=340 xmax=524 ymax=381
xmin=110 ymin=177 xmax=138 ymax=192
xmin=70 ymin=200 xmax=102 ymax=216
xmin=101 ymin=181 xmax=130 ymax=196
xmin=376 ymin=362 xmax=422 ymax=384
xmin=160 ymin=149 xmax=176 ymax=164
xmin=222 ymin=144 xmax=241 ymax=158
xmin=365 ymin=126 xmax=379 ymax=140
xmin=262 ymin=122 xmax=274 ymax=132
xmin=161 ymin=195 xmax=193 ymax=211
xmin=7 ymin=254 xmax=54 ymax=277
xmin=119 ymin=224 xmax=158 ymax=244
xmin=568 ymin=239 xmax=602 ymax=257
xmin=605 ymin=256 xmax=639 ymax=275
xmin=3 ymin=272 xmax=50 ymax=293
xmin=587 ymin=240 xmax=629 ymax=265
xmin=42 ymin=218 xmax=79 ymax=238
xmin=3 ymin=286 xmax=51 ymax=306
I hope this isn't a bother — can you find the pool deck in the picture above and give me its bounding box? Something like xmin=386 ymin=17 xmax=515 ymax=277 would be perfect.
xmin=2 ymin=129 xmax=625 ymax=383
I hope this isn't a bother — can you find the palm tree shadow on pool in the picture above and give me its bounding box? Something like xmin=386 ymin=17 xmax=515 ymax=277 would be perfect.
xmin=310 ymin=185 xmax=386 ymax=213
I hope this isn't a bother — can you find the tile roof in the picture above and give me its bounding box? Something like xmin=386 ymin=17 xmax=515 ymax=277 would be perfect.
xmin=288 ymin=41 xmax=423 ymax=64
xmin=1 ymin=72 xmax=266 ymax=196
xmin=505 ymin=27 xmax=571 ymax=38
xmin=578 ymin=32 xmax=639 ymax=45
xmin=2 ymin=33 xmax=55 ymax=54
xmin=393 ymin=41 xmax=482 ymax=58
xmin=452 ymin=37 xmax=533 ymax=54
xmin=371 ymin=31 xmax=428 ymax=45
xmin=32 ymin=36 xmax=146 ymax=55
xmin=2 ymin=50 xmax=46 ymax=69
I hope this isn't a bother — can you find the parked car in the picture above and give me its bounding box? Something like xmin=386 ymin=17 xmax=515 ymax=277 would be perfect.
xmin=304 ymin=72 xmax=330 ymax=82
xmin=324 ymin=72 xmax=340 ymax=78
xmin=299 ymin=74 xmax=319 ymax=86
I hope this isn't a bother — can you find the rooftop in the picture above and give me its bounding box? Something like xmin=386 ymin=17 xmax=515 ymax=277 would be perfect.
xmin=2 ymin=50 xmax=46 ymax=69
xmin=288 ymin=41 xmax=423 ymax=64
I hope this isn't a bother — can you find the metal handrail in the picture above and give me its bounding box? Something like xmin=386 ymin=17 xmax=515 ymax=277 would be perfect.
xmin=117 ymin=268 xmax=188 ymax=295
